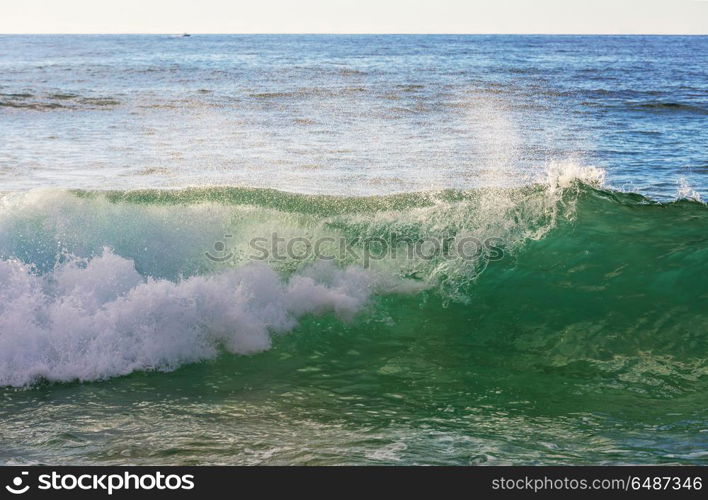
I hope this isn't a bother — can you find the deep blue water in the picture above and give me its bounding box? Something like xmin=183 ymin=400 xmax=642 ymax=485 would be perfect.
xmin=0 ymin=35 xmax=706 ymax=198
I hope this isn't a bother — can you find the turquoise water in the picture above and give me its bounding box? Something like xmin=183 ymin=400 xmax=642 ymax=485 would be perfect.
xmin=0 ymin=35 xmax=706 ymax=465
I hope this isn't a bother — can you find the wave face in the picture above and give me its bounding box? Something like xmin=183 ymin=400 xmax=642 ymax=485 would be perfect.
xmin=1 ymin=171 xmax=707 ymax=464
xmin=0 ymin=164 xmax=593 ymax=386
xmin=0 ymin=167 xmax=705 ymax=388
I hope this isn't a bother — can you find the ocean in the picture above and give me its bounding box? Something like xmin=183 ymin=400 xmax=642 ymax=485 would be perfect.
xmin=0 ymin=35 xmax=706 ymax=465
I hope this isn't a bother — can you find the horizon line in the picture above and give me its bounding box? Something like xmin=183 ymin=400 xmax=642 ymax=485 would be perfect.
xmin=1 ymin=32 xmax=707 ymax=36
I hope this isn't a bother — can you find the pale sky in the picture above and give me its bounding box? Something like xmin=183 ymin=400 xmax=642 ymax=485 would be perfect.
xmin=1 ymin=0 xmax=706 ymax=34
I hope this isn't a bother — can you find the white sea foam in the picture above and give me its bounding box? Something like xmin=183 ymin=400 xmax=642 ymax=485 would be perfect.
xmin=676 ymin=178 xmax=702 ymax=202
xmin=0 ymin=248 xmax=420 ymax=387
xmin=542 ymin=160 xmax=606 ymax=194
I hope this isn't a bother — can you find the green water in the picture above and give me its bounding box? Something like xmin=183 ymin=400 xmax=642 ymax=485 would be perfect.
xmin=0 ymin=185 xmax=706 ymax=464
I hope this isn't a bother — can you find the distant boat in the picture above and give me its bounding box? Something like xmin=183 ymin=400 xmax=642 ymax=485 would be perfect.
xmin=181 ymin=33 xmax=191 ymax=37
